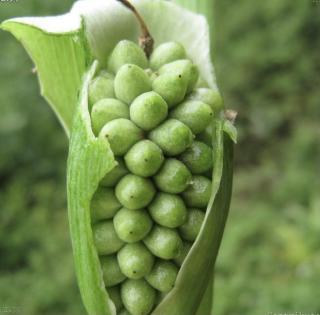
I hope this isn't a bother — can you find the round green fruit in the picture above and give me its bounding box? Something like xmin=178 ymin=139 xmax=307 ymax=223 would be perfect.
xmin=99 ymin=118 xmax=143 ymax=156
xmin=113 ymin=207 xmax=152 ymax=243
xmin=149 ymin=119 xmax=193 ymax=156
xmin=130 ymin=91 xmax=168 ymax=131
xmin=114 ymin=64 xmax=151 ymax=104
xmin=144 ymin=225 xmax=183 ymax=260
xmin=121 ymin=279 xmax=156 ymax=315
xmin=91 ymin=98 xmax=129 ymax=135
xmin=154 ymin=158 xmax=192 ymax=194
xmin=182 ymin=176 xmax=212 ymax=208
xmin=118 ymin=243 xmax=154 ymax=279
xmin=149 ymin=193 xmax=187 ymax=228
xmin=115 ymin=174 xmax=156 ymax=210
xmin=124 ymin=140 xmax=164 ymax=177
xmin=92 ymin=220 xmax=124 ymax=255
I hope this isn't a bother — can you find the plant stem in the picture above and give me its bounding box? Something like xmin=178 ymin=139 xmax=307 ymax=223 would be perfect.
xmin=117 ymin=0 xmax=154 ymax=57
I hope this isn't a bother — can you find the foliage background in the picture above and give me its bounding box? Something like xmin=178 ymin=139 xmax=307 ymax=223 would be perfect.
xmin=0 ymin=0 xmax=319 ymax=314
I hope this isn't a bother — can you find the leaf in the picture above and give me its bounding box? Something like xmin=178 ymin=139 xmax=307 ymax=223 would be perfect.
xmin=67 ymin=61 xmax=117 ymax=315
xmin=1 ymin=15 xmax=89 ymax=136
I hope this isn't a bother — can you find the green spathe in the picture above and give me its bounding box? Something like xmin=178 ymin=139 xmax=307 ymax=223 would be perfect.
xmin=150 ymin=42 xmax=186 ymax=70
xmin=92 ymin=220 xmax=124 ymax=255
xmin=170 ymin=100 xmax=213 ymax=134
xmin=115 ymin=64 xmax=152 ymax=104
xmin=99 ymin=118 xmax=143 ymax=156
xmin=121 ymin=279 xmax=156 ymax=315
xmin=118 ymin=243 xmax=155 ymax=279
xmin=179 ymin=208 xmax=205 ymax=241
xmin=124 ymin=140 xmax=164 ymax=177
xmin=144 ymin=225 xmax=183 ymax=260
xmin=146 ymin=260 xmax=178 ymax=293
xmin=154 ymin=158 xmax=192 ymax=194
xmin=182 ymin=176 xmax=212 ymax=208
xmin=108 ymin=40 xmax=148 ymax=74
xmin=149 ymin=119 xmax=193 ymax=156
xmin=100 ymin=255 xmax=126 ymax=287
xmin=115 ymin=174 xmax=156 ymax=210
xmin=88 ymin=71 xmax=115 ymax=108
xmin=113 ymin=207 xmax=153 ymax=243
xmin=180 ymin=141 xmax=213 ymax=174
xmin=149 ymin=193 xmax=187 ymax=228
xmin=130 ymin=91 xmax=168 ymax=131
xmin=91 ymin=187 xmax=121 ymax=221
xmin=91 ymin=98 xmax=129 ymax=135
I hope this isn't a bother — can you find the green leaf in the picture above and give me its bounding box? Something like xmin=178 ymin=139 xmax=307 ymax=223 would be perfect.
xmin=67 ymin=61 xmax=117 ymax=315
xmin=1 ymin=16 xmax=89 ymax=136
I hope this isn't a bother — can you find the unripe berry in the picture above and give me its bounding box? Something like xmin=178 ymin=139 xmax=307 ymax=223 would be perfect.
xmin=170 ymin=100 xmax=213 ymax=134
xmin=179 ymin=208 xmax=205 ymax=241
xmin=91 ymin=187 xmax=121 ymax=221
xmin=121 ymin=279 xmax=156 ymax=315
xmin=146 ymin=260 xmax=178 ymax=292
xmin=130 ymin=91 xmax=168 ymax=131
xmin=124 ymin=140 xmax=164 ymax=177
xmin=118 ymin=243 xmax=154 ymax=279
xmin=115 ymin=174 xmax=156 ymax=210
xmin=152 ymin=72 xmax=188 ymax=108
xmin=100 ymin=255 xmax=126 ymax=287
xmin=113 ymin=207 xmax=153 ymax=243
xmin=144 ymin=225 xmax=183 ymax=260
xmin=108 ymin=40 xmax=148 ymax=74
xmin=180 ymin=141 xmax=213 ymax=174
xmin=88 ymin=71 xmax=115 ymax=107
xmin=149 ymin=193 xmax=187 ymax=228
xmin=150 ymin=41 xmax=186 ymax=70
xmin=173 ymin=241 xmax=192 ymax=266
xmin=149 ymin=119 xmax=193 ymax=156
xmin=154 ymin=158 xmax=192 ymax=194
xmin=188 ymin=87 xmax=224 ymax=112
xmin=93 ymin=220 xmax=124 ymax=255
xmin=182 ymin=176 xmax=212 ymax=208
xmin=91 ymin=98 xmax=129 ymax=135
xmin=99 ymin=118 xmax=143 ymax=156
xmin=115 ymin=64 xmax=151 ymax=104
xmin=100 ymin=158 xmax=128 ymax=187
xmin=107 ymin=286 xmax=123 ymax=311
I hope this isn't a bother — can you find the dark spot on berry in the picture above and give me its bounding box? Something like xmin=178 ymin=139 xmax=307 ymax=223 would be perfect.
xmin=178 ymin=74 xmax=182 ymax=78
xmin=129 ymin=231 xmax=133 ymax=234
xmin=130 ymin=195 xmax=134 ymax=199
xmin=144 ymin=159 xmax=148 ymax=162
xmin=133 ymin=270 xmax=136 ymax=274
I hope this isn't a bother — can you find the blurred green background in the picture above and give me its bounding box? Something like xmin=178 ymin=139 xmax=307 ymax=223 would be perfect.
xmin=0 ymin=1 xmax=319 ymax=314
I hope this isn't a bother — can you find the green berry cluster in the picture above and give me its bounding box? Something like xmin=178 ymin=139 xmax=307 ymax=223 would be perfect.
xmin=88 ymin=40 xmax=223 ymax=315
